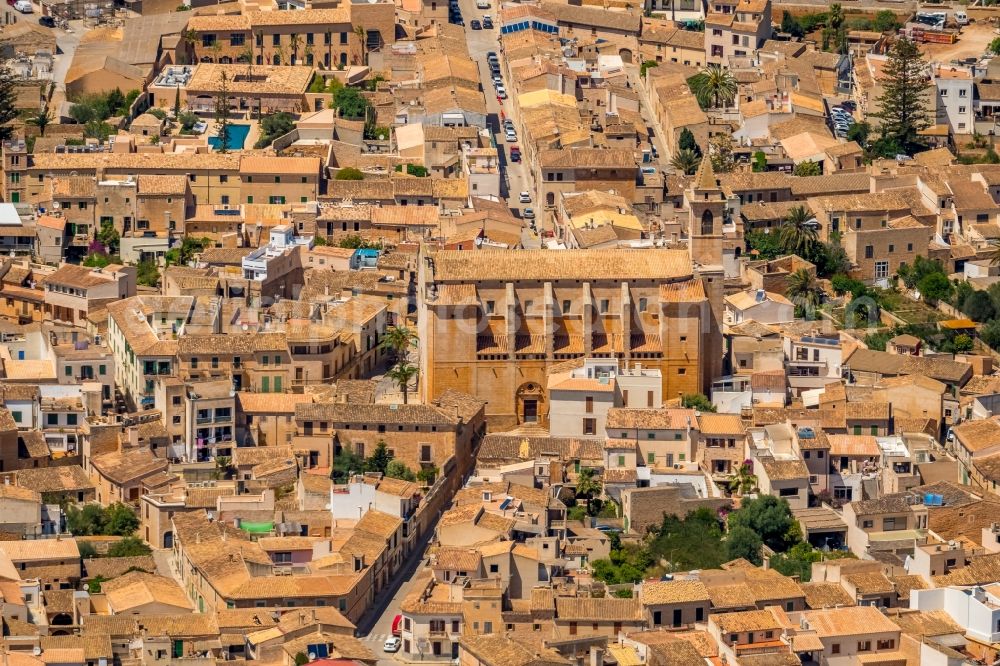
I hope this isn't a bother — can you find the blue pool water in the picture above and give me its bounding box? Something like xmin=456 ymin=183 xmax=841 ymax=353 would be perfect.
xmin=208 ymin=123 xmax=250 ymax=151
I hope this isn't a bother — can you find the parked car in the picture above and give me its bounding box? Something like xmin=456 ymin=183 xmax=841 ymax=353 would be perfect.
xmin=482 ymin=16 xmax=493 ymax=28
xmin=518 ymin=191 xmax=531 ymax=203
xmin=14 ymin=1 xmax=33 ymax=13
xmin=522 ymin=208 xmax=535 ymax=219
xmin=476 ymin=0 xmax=489 ymax=7
xmin=496 ymin=86 xmax=507 ymax=100
xmin=504 ymin=128 xmax=516 ymax=142
xmin=384 ymin=638 xmax=402 ymax=653
xmin=492 ymin=75 xmax=503 ymax=86
xmin=487 ymin=51 xmax=497 ymax=60
xmin=503 ymin=119 xmax=514 ymax=130
xmin=470 ymin=19 xmax=481 ymax=29
xmin=509 ymin=146 xmax=521 ymax=162
xmin=38 ymin=14 xmax=55 ymax=26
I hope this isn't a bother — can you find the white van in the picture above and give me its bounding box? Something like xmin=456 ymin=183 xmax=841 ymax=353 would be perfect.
xmin=14 ymin=1 xmax=33 ymax=13
xmin=476 ymin=0 xmax=489 ymax=8
xmin=955 ymin=11 xmax=968 ymax=25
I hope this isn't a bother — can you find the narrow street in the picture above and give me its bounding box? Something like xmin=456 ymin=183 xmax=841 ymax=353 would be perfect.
xmin=455 ymin=0 xmax=539 ymax=246
xmin=355 ymin=511 xmax=443 ymax=666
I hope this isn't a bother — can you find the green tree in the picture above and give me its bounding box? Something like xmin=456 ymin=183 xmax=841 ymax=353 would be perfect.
xmin=873 ymin=9 xmax=901 ymax=32
xmin=786 ymin=268 xmax=821 ymax=312
xmin=639 ymin=60 xmax=658 ymax=77
xmin=87 ymin=575 xmax=106 ymax=593
xmin=670 ymin=148 xmax=700 ymax=175
xmin=752 ymin=151 xmax=767 ymax=172
xmin=983 ymin=319 xmax=1000 ymax=350
xmin=688 ymin=64 xmax=737 ymax=109
xmin=678 ymin=128 xmax=702 ymax=157
xmin=165 ymin=236 xmax=209 ymax=267
xmin=0 ymin=67 xmax=20 ymax=140
xmin=335 ymin=167 xmax=365 ymax=180
xmin=294 ymin=653 xmax=309 ymax=666
xmin=963 ymin=290 xmax=995 ymax=322
xmin=793 ymin=160 xmax=821 ymax=177
xmin=83 ymin=253 xmax=114 ymax=268
xmin=779 ymin=205 xmax=818 ymax=256
xmin=847 ymin=121 xmax=871 ymax=146
xmin=107 ymin=536 xmax=152 ymax=557
xmin=726 ymin=526 xmax=764 ymax=565
xmin=332 ymin=449 xmax=365 ymax=483
xmin=104 ymin=503 xmax=140 ymax=536
xmin=872 ymin=37 xmax=930 ymax=156
xmin=67 ymin=504 xmax=106 ymax=535
xmin=213 ymin=455 xmax=233 ymax=480
xmin=728 ymin=495 xmax=798 ymax=552
xmin=416 ymin=465 xmax=439 ymax=485
xmin=254 ymin=111 xmax=295 ymax=148
xmin=727 ymin=462 xmax=758 ymax=496
xmin=214 ymin=70 xmax=231 ymax=153
xmin=385 ymin=459 xmax=416 ymax=481
xmin=648 ymin=509 xmax=727 ymax=571
xmin=78 ymin=541 xmax=98 ymax=559
xmin=386 ymin=361 xmax=418 ymax=404
xmin=136 ymin=260 xmax=159 ymax=288
xmin=332 ymin=87 xmax=369 ymax=119
xmin=575 ymin=468 xmax=602 ymax=514
xmin=29 ymin=106 xmax=53 ymax=137
xmin=990 ymin=37 xmax=1000 ymax=55
xmin=746 ymin=231 xmax=785 ymax=260
xmin=769 ymin=541 xmax=823 ymax=581
xmin=365 ymin=441 xmax=393 ymax=475
xmin=681 ymin=393 xmax=715 ymax=412
xmin=917 ymin=272 xmax=952 ymax=304
xmin=378 ymin=325 xmax=418 ymax=363
xmin=952 ymin=333 xmax=974 ymax=352
xmin=781 ymin=11 xmax=804 ymax=38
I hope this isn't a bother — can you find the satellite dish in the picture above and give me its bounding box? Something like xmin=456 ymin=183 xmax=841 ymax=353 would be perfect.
xmin=32 ymin=648 xmax=41 ymax=657
xmin=308 ymin=654 xmax=316 ymax=661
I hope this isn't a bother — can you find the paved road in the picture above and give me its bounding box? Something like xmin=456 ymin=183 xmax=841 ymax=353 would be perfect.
xmin=355 ymin=511 xmax=444 ymax=666
xmin=455 ymin=0 xmax=540 ymax=245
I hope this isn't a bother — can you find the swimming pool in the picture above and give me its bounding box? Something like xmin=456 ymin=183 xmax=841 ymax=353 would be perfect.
xmin=208 ymin=123 xmax=251 ymax=151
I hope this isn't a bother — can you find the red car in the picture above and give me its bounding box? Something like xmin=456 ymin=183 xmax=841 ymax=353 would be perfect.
xmin=510 ymin=146 xmax=521 ymax=162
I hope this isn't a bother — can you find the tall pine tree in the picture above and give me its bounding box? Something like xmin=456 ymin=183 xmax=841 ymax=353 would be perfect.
xmin=0 ymin=67 xmax=19 ymax=141
xmin=872 ymin=37 xmax=930 ymax=157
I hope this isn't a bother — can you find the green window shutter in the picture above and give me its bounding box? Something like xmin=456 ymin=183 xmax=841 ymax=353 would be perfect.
xmin=261 ymin=376 xmax=270 ymax=392
xmin=247 ymin=195 xmax=254 ymax=203
xmin=65 ymin=366 xmax=72 ymax=376
xmin=99 ymin=365 xmax=106 ymax=374
xmin=274 ymin=376 xmax=282 ymax=392
xmin=11 ymin=411 xmax=21 ymax=422
xmin=647 ymin=452 xmax=655 ymax=464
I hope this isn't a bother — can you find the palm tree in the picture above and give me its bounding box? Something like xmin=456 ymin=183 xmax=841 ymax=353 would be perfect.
xmin=378 ymin=325 xmax=418 ymax=363
xmin=778 ymin=205 xmax=818 ymax=256
xmin=255 ymin=30 xmax=264 ymax=67
xmin=181 ymin=29 xmax=198 ymax=64
xmin=670 ymin=148 xmax=700 ymax=175
xmin=290 ymin=33 xmax=301 ymax=65
xmin=829 ymin=3 xmax=844 ymax=31
xmin=213 ymin=455 xmax=233 ymax=480
xmin=575 ymin=467 xmax=602 ymax=514
xmin=239 ymin=44 xmax=255 ymax=81
xmin=988 ymin=238 xmax=1000 ymax=265
xmin=30 ymin=106 xmax=52 ymax=136
xmin=386 ymin=361 xmax=418 ymax=404
xmin=689 ymin=64 xmax=737 ymax=109
xmin=786 ymin=268 xmax=821 ymax=311
xmin=354 ymin=24 xmax=367 ymax=65
xmin=727 ymin=462 xmax=758 ymax=496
